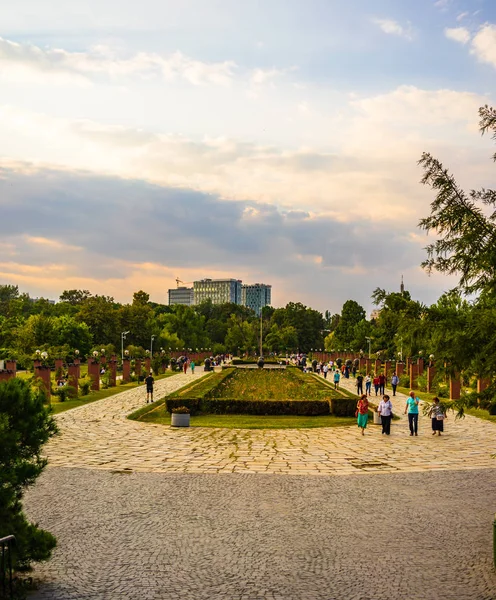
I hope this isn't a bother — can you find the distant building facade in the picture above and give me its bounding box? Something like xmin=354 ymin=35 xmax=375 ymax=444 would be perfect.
xmin=193 ymin=279 xmax=242 ymax=305
xmin=242 ymin=283 xmax=272 ymax=316
xmin=168 ymin=287 xmax=194 ymax=306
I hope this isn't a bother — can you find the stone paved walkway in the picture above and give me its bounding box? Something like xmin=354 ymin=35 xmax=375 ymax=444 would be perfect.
xmin=26 ymin=468 xmax=496 ymax=600
xmin=25 ymin=370 xmax=496 ymax=599
xmin=43 ymin=371 xmax=496 ymax=476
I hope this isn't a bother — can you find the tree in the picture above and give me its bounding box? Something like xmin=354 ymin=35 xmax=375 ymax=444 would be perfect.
xmin=271 ymin=302 xmax=324 ymax=351
xmin=132 ymin=290 xmax=150 ymax=305
xmin=77 ymin=296 xmax=121 ymax=347
xmin=333 ymin=300 xmax=366 ymax=348
xmin=0 ymin=378 xmax=57 ymax=570
xmin=59 ymin=289 xmax=92 ymax=305
xmin=418 ymin=105 xmax=496 ymax=297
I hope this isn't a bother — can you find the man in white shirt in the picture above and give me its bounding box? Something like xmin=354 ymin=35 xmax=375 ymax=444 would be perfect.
xmin=377 ymin=394 xmax=393 ymax=435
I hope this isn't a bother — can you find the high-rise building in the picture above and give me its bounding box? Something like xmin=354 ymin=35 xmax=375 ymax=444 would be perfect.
xmin=242 ymin=283 xmax=272 ymax=316
xmin=193 ymin=279 xmax=243 ymax=305
xmin=168 ymin=287 xmax=194 ymax=306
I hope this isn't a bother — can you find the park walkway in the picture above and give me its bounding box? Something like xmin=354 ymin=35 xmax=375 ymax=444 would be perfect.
xmin=42 ymin=370 xmax=496 ymax=475
xmin=25 ymin=370 xmax=496 ymax=600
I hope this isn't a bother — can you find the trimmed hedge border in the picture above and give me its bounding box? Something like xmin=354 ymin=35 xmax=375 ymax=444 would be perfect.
xmin=159 ymin=366 xmax=360 ymax=417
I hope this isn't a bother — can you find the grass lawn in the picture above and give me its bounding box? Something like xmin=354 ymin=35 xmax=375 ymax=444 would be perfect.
xmin=49 ymin=372 xmax=175 ymax=414
xmin=464 ymin=407 xmax=496 ymax=424
xmin=211 ymin=368 xmax=345 ymax=401
xmin=133 ymin=403 xmax=355 ymax=429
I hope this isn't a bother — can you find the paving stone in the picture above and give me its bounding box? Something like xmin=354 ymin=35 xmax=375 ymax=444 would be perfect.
xmin=23 ymin=370 xmax=496 ymax=599
xmin=25 ymin=468 xmax=496 ymax=600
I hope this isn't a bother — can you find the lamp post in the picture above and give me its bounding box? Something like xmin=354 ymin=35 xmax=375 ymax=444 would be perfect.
xmin=365 ymin=337 xmax=372 ymax=358
xmin=121 ymin=331 xmax=130 ymax=361
xmin=259 ymin=305 xmax=263 ymax=357
xmin=150 ymin=335 xmax=156 ymax=356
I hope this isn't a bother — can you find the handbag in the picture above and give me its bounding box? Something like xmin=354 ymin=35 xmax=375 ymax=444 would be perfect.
xmin=436 ymin=414 xmax=445 ymax=421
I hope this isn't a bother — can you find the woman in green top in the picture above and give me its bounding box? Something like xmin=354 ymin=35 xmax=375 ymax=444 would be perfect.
xmin=404 ymin=391 xmax=420 ymax=436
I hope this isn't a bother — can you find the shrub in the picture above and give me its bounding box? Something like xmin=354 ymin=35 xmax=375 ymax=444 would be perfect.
xmin=165 ymin=398 xmax=202 ymax=415
xmin=53 ymin=385 xmax=77 ymax=402
xmin=78 ymin=378 xmax=92 ymax=396
xmin=488 ymin=402 xmax=496 ymax=415
xmin=200 ymin=397 xmax=330 ymax=416
xmin=0 ymin=379 xmax=57 ymax=572
xmin=415 ymin=373 xmax=428 ymax=392
xmin=399 ymin=374 xmax=410 ymax=388
xmin=330 ymin=397 xmax=357 ymax=417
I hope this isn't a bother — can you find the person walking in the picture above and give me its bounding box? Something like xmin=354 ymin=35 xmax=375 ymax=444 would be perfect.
xmin=365 ymin=374 xmax=372 ymax=396
xmin=377 ymin=394 xmax=393 ymax=435
xmin=391 ymin=372 xmax=399 ymax=396
xmin=356 ymin=394 xmax=369 ymax=435
xmin=373 ymin=374 xmax=380 ymax=396
xmin=428 ymin=397 xmax=446 ymax=436
xmin=356 ymin=373 xmax=364 ymax=395
xmin=190 ymin=360 xmax=195 ymax=374
xmin=323 ymin=363 xmax=329 ymax=379
xmin=183 ymin=358 xmax=189 ymax=374
xmin=145 ymin=371 xmax=155 ymax=403
xmin=333 ymin=369 xmax=340 ymax=390
xmin=379 ymin=373 xmax=386 ymax=395
xmin=404 ymin=391 xmax=420 ymax=436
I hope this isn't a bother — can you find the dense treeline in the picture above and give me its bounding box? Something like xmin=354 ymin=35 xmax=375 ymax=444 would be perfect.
xmin=0 ymin=287 xmax=327 ymax=364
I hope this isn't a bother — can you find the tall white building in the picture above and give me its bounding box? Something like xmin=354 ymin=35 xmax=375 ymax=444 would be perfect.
xmin=193 ymin=279 xmax=243 ymax=305
xmin=168 ymin=287 xmax=194 ymax=306
xmin=242 ymin=283 xmax=272 ymax=316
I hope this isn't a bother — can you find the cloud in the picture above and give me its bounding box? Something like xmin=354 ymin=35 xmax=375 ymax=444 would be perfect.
xmin=0 ymin=37 xmax=237 ymax=86
xmin=434 ymin=0 xmax=452 ymax=10
xmin=0 ymin=165 xmax=439 ymax=311
xmin=372 ymin=18 xmax=414 ymax=41
xmin=445 ymin=27 xmax=471 ymax=45
xmin=471 ymin=23 xmax=496 ymax=69
xmin=0 ymin=79 xmax=490 ymax=227
xmin=456 ymin=12 xmax=469 ymax=22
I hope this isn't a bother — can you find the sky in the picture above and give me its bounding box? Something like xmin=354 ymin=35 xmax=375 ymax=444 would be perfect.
xmin=0 ymin=0 xmax=495 ymax=314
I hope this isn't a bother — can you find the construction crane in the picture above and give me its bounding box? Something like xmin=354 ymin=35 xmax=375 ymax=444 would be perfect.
xmin=175 ymin=278 xmax=193 ymax=288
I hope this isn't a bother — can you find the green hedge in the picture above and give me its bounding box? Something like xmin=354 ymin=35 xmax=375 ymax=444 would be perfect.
xmin=231 ymin=359 xmax=280 ymax=365
xmin=330 ymin=397 xmax=357 ymax=417
xmin=165 ymin=397 xmax=329 ymax=416
xmin=165 ymin=396 xmax=358 ymax=416
xmin=165 ymin=397 xmax=202 ymax=415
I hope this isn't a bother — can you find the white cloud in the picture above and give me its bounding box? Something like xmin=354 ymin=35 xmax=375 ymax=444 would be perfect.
xmin=470 ymin=23 xmax=496 ymax=69
xmin=0 ymin=81 xmax=490 ymax=227
xmin=445 ymin=27 xmax=471 ymax=45
xmin=0 ymin=37 xmax=237 ymax=86
xmin=372 ymin=18 xmax=414 ymax=41
xmin=250 ymin=68 xmax=283 ymax=85
xmin=456 ymin=12 xmax=469 ymax=22
xmin=434 ymin=0 xmax=451 ymax=9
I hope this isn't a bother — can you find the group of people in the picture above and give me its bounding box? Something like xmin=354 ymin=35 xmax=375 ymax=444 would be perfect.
xmin=356 ymin=391 xmax=447 ymax=437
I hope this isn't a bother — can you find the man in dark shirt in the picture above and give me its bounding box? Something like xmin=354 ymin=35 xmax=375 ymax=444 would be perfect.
xmin=145 ymin=372 xmax=155 ymax=403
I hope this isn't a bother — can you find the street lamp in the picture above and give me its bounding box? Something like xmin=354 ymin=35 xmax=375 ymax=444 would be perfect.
xmin=259 ymin=305 xmax=263 ymax=357
xmin=150 ymin=335 xmax=156 ymax=356
xmin=121 ymin=331 xmax=130 ymax=361
xmin=395 ymin=335 xmax=403 ymax=362
xmin=365 ymin=337 xmax=372 ymax=358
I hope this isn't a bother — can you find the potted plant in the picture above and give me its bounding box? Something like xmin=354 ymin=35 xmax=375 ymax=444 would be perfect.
xmin=171 ymin=406 xmax=191 ymax=427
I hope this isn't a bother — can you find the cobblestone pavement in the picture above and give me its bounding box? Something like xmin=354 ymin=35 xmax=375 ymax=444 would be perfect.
xmin=43 ymin=372 xmax=496 ymax=475
xmin=26 ymin=468 xmax=496 ymax=600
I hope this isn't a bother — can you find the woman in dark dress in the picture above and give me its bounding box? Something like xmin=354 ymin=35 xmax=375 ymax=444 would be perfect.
xmin=428 ymin=397 xmax=446 ymax=436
